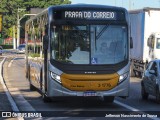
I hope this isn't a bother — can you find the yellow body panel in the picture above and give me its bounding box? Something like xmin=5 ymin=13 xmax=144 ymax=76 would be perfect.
xmin=61 ymin=73 xmax=119 ymax=91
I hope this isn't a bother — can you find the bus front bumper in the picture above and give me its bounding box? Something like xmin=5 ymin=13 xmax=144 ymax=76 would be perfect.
xmin=47 ymin=75 xmax=129 ymax=97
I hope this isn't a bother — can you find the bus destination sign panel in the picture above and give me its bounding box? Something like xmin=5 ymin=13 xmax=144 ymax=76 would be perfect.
xmin=64 ymin=11 xmax=117 ymax=20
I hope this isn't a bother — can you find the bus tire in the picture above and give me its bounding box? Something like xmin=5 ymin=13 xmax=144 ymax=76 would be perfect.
xmin=103 ymin=96 xmax=114 ymax=103
xmin=30 ymin=83 xmax=36 ymax=91
xmin=42 ymin=93 xmax=52 ymax=103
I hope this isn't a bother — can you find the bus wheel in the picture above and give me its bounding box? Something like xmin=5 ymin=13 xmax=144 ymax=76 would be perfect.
xmin=156 ymin=87 xmax=160 ymax=104
xmin=103 ymin=96 xmax=114 ymax=103
xmin=30 ymin=84 xmax=36 ymax=91
xmin=42 ymin=93 xmax=52 ymax=103
xmin=141 ymin=84 xmax=148 ymax=100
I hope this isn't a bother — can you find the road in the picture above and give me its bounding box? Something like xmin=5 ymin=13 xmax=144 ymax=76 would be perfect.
xmin=1 ymin=52 xmax=160 ymax=120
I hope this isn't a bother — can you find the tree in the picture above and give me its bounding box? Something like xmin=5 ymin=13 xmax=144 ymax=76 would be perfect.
xmin=0 ymin=0 xmax=20 ymax=38
xmin=0 ymin=0 xmax=71 ymax=38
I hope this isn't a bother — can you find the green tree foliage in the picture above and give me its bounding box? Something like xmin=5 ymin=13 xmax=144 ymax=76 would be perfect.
xmin=24 ymin=0 xmax=71 ymax=8
xmin=0 ymin=0 xmax=71 ymax=38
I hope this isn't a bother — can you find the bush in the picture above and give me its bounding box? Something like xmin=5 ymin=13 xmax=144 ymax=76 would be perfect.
xmin=29 ymin=53 xmax=40 ymax=57
xmin=0 ymin=44 xmax=13 ymax=49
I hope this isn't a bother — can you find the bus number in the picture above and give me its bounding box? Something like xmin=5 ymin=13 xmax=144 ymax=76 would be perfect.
xmin=98 ymin=83 xmax=111 ymax=88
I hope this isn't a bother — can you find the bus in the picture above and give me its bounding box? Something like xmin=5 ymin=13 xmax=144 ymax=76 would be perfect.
xmin=25 ymin=4 xmax=132 ymax=103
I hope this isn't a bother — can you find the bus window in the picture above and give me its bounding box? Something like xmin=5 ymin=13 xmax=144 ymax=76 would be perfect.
xmin=91 ymin=25 xmax=127 ymax=64
xmin=51 ymin=25 xmax=90 ymax=64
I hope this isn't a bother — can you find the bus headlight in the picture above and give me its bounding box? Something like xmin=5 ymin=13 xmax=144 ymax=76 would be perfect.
xmin=119 ymin=72 xmax=128 ymax=83
xmin=50 ymin=72 xmax=61 ymax=83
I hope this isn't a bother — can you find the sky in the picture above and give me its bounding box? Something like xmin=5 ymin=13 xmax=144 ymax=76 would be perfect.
xmin=71 ymin=0 xmax=160 ymax=10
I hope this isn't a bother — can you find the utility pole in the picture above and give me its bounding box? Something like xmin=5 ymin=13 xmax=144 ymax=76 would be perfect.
xmin=17 ymin=8 xmax=25 ymax=49
xmin=13 ymin=25 xmax=16 ymax=49
xmin=16 ymin=8 xmax=36 ymax=48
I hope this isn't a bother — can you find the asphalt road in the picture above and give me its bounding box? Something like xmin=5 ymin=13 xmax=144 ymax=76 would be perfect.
xmin=1 ymin=53 xmax=160 ymax=120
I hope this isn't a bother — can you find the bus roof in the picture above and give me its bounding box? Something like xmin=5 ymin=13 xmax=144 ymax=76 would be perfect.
xmin=26 ymin=4 xmax=127 ymax=24
xmin=48 ymin=4 xmax=127 ymax=11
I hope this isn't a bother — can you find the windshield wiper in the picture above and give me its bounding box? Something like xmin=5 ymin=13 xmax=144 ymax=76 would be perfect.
xmin=94 ymin=25 xmax=110 ymax=51
xmin=96 ymin=25 xmax=110 ymax=40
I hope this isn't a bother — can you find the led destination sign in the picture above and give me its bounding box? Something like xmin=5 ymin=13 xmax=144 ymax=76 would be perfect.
xmin=64 ymin=11 xmax=117 ymax=20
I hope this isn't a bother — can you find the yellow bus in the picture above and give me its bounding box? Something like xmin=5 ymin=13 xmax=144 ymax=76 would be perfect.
xmin=25 ymin=4 xmax=132 ymax=103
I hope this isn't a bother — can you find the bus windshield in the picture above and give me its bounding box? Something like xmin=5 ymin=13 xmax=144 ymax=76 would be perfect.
xmin=51 ymin=25 xmax=128 ymax=65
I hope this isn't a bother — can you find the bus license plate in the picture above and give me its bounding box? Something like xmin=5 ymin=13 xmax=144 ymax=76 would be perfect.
xmin=83 ymin=91 xmax=97 ymax=96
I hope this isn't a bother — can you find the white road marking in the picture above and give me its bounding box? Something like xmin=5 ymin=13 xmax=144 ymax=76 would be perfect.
xmin=0 ymin=57 xmax=24 ymax=120
xmin=115 ymin=100 xmax=139 ymax=111
xmin=8 ymin=57 xmax=17 ymax=67
xmin=115 ymin=100 xmax=160 ymax=120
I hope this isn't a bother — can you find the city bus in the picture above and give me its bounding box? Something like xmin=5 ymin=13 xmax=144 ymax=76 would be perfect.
xmin=25 ymin=4 xmax=131 ymax=103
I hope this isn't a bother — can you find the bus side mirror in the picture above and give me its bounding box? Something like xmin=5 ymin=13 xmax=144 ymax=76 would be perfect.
xmin=130 ymin=37 xmax=133 ymax=49
xmin=43 ymin=35 xmax=48 ymax=50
